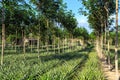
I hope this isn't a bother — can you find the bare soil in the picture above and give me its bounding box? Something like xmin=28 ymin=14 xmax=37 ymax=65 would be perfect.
xmin=101 ymin=59 xmax=120 ymax=80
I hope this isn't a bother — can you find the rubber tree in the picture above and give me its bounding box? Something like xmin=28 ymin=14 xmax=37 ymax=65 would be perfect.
xmin=57 ymin=10 xmax=77 ymax=51
xmin=73 ymin=27 xmax=89 ymax=48
xmin=0 ymin=0 xmax=26 ymax=65
xmin=80 ymin=0 xmax=115 ymax=59
xmin=80 ymin=0 xmax=103 ymax=58
xmin=18 ymin=4 xmax=36 ymax=56
xmin=1 ymin=0 xmax=35 ymax=56
xmin=1 ymin=0 xmax=5 ymax=65
xmin=115 ymin=0 xmax=119 ymax=79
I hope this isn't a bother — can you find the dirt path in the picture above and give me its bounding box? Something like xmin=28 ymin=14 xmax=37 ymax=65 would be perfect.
xmin=101 ymin=59 xmax=120 ymax=80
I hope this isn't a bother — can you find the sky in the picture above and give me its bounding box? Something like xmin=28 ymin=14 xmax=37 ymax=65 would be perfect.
xmin=63 ymin=0 xmax=91 ymax=33
xmin=64 ymin=0 xmax=120 ymax=33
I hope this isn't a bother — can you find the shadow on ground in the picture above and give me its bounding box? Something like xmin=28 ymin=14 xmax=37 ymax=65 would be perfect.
xmin=26 ymin=45 xmax=94 ymax=62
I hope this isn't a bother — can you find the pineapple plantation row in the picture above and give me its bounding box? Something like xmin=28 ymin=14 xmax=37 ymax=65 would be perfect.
xmin=0 ymin=45 xmax=105 ymax=80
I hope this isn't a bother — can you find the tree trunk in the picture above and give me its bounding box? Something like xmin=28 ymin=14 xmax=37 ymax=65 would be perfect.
xmin=63 ymin=38 xmax=64 ymax=53
xmin=31 ymin=39 xmax=32 ymax=53
xmin=115 ymin=0 xmax=119 ymax=79
xmin=1 ymin=24 xmax=5 ymax=65
xmin=23 ymin=36 xmax=26 ymax=55
xmin=104 ymin=20 xmax=107 ymax=57
xmin=106 ymin=6 xmax=111 ymax=69
xmin=38 ymin=25 xmax=40 ymax=58
xmin=100 ymin=34 xmax=103 ymax=59
xmin=67 ymin=38 xmax=70 ymax=52
xmin=54 ymin=39 xmax=55 ymax=53
xmin=64 ymin=38 xmax=66 ymax=52
xmin=70 ymin=35 xmax=72 ymax=51
xmin=96 ymin=35 xmax=102 ymax=59
xmin=71 ymin=35 xmax=73 ymax=51
xmin=1 ymin=7 xmax=5 ymax=65
xmin=101 ymin=35 xmax=103 ymax=57
xmin=46 ymin=19 xmax=49 ymax=54
xmin=107 ymin=26 xmax=111 ymax=69
xmin=23 ymin=30 xmax=26 ymax=58
xmin=22 ymin=30 xmax=24 ymax=52
xmin=100 ymin=20 xmax=104 ymax=59
xmin=46 ymin=42 xmax=48 ymax=53
xmin=57 ymin=38 xmax=60 ymax=53
xmin=37 ymin=36 xmax=40 ymax=58
xmin=15 ymin=30 xmax=17 ymax=53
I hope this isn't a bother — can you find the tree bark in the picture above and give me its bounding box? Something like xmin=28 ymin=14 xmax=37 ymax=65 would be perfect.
xmin=100 ymin=34 xmax=103 ymax=59
xmin=104 ymin=20 xmax=107 ymax=57
xmin=71 ymin=35 xmax=74 ymax=51
xmin=115 ymin=0 xmax=119 ymax=79
xmin=46 ymin=42 xmax=48 ymax=53
xmin=37 ymin=36 xmax=40 ymax=58
xmin=96 ymin=34 xmax=102 ymax=59
xmin=54 ymin=38 xmax=55 ymax=53
xmin=23 ymin=30 xmax=26 ymax=58
xmin=23 ymin=37 xmax=26 ymax=54
xmin=107 ymin=26 xmax=110 ymax=69
xmin=106 ymin=6 xmax=111 ymax=69
xmin=58 ymin=38 xmax=60 ymax=53
xmin=1 ymin=6 xmax=5 ymax=65
xmin=63 ymin=38 xmax=64 ymax=53
xmin=46 ymin=19 xmax=49 ymax=54
xmin=15 ymin=30 xmax=17 ymax=53
xmin=1 ymin=24 xmax=5 ymax=65
xmin=31 ymin=39 xmax=32 ymax=53
xmin=38 ymin=25 xmax=40 ymax=58
xmin=65 ymin=38 xmax=66 ymax=52
xmin=104 ymin=2 xmax=111 ymax=69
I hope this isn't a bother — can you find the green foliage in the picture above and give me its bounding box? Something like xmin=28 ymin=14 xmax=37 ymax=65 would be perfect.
xmin=0 ymin=53 xmax=60 ymax=80
xmin=73 ymin=27 xmax=89 ymax=40
xmin=0 ymin=47 xmax=105 ymax=80
xmin=0 ymin=0 xmax=36 ymax=37
xmin=0 ymin=49 xmax=77 ymax=80
xmin=78 ymin=52 xmax=105 ymax=80
xmin=80 ymin=0 xmax=115 ymax=36
xmin=0 ymin=0 xmax=78 ymax=46
xmin=57 ymin=10 xmax=77 ymax=34
xmin=109 ymin=31 xmax=120 ymax=45
xmin=89 ymin=32 xmax=96 ymax=42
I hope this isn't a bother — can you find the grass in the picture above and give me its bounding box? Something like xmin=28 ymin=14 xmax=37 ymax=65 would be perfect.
xmin=0 ymin=46 xmax=105 ymax=80
xmin=78 ymin=51 xmax=105 ymax=80
xmin=0 ymin=55 xmax=60 ymax=80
